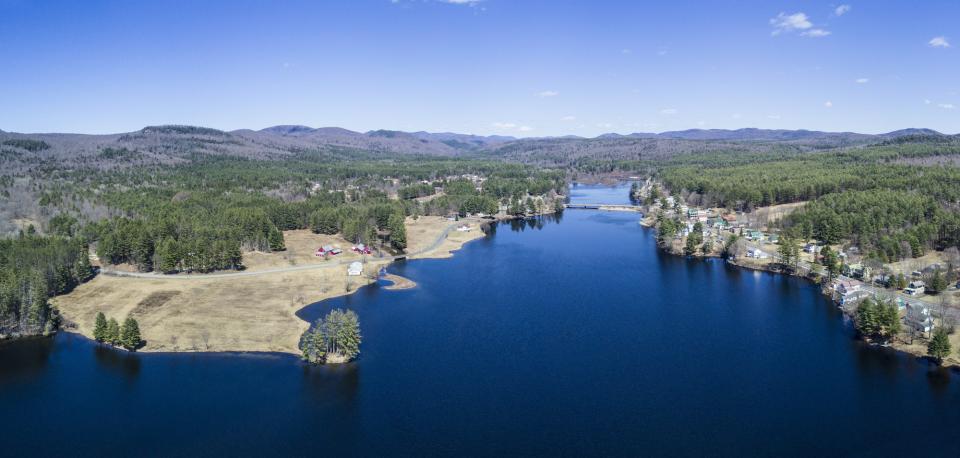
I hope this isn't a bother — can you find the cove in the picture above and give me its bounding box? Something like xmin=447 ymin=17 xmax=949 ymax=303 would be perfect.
xmin=2 ymin=184 xmax=960 ymax=457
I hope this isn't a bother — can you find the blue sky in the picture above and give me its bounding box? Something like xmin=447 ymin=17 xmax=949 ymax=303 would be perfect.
xmin=1 ymin=0 xmax=957 ymax=136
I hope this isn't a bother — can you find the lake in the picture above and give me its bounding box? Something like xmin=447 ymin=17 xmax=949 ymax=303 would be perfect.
xmin=2 ymin=183 xmax=960 ymax=457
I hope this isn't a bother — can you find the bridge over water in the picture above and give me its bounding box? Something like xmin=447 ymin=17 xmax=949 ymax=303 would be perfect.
xmin=564 ymin=203 xmax=643 ymax=212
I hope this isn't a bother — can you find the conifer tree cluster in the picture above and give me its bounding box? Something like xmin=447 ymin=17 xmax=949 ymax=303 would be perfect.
xmin=300 ymin=309 xmax=361 ymax=364
xmin=854 ymin=298 xmax=901 ymax=342
xmin=92 ymin=311 xmax=142 ymax=351
xmin=0 ymin=232 xmax=93 ymax=336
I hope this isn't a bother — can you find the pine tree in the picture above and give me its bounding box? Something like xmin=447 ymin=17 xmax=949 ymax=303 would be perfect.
xmin=73 ymin=245 xmax=94 ymax=283
xmin=106 ymin=318 xmax=121 ymax=346
xmin=855 ymin=299 xmax=881 ymax=338
xmin=387 ymin=213 xmax=407 ymax=251
xmin=927 ymin=327 xmax=951 ymax=364
xmin=268 ymin=227 xmax=286 ymax=251
xmin=93 ymin=312 xmax=108 ymax=342
xmin=929 ymin=269 xmax=948 ymax=294
xmin=120 ymin=317 xmax=142 ymax=351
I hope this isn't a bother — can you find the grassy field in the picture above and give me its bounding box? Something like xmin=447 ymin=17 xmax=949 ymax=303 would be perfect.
xmin=53 ymin=216 xmax=486 ymax=354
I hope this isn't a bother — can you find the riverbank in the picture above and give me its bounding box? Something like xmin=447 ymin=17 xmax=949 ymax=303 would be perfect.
xmin=52 ymin=216 xmax=487 ymax=354
xmin=643 ymin=210 xmax=960 ymax=368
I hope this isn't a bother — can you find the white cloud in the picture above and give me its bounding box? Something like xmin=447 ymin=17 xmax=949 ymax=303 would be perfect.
xmin=801 ymin=29 xmax=831 ymax=38
xmin=771 ymin=12 xmax=831 ymax=38
xmin=834 ymin=5 xmax=851 ymax=16
xmin=767 ymin=114 xmax=781 ymax=120
xmin=696 ymin=120 xmax=706 ymax=126
xmin=441 ymin=0 xmax=482 ymax=4
xmin=659 ymin=108 xmax=678 ymax=115
xmin=824 ymin=100 xmax=833 ymax=107
xmin=621 ymin=48 xmax=632 ymax=55
xmin=770 ymin=12 xmax=812 ymax=35
xmin=939 ymin=103 xmax=956 ymax=110
xmin=596 ymin=123 xmax=614 ymax=129
xmin=657 ymin=49 xmax=668 ymax=56
xmin=560 ymin=116 xmax=576 ymax=121
xmin=855 ymin=78 xmax=869 ymax=84
xmin=492 ymin=122 xmax=533 ymax=132
xmin=925 ymin=99 xmax=932 ymax=105
xmin=731 ymin=113 xmax=742 ymax=119
xmin=537 ymin=90 xmax=559 ymax=98
xmin=929 ymin=36 xmax=951 ymax=48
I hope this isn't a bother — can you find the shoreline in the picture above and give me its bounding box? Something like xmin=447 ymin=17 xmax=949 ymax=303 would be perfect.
xmin=640 ymin=216 xmax=958 ymax=368
xmin=51 ymin=216 xmax=489 ymax=355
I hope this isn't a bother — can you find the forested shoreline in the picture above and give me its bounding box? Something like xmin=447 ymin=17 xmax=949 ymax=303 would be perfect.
xmin=4 ymin=126 xmax=960 ymax=340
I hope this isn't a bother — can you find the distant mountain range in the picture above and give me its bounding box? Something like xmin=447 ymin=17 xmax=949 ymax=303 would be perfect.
xmin=0 ymin=124 xmax=954 ymax=171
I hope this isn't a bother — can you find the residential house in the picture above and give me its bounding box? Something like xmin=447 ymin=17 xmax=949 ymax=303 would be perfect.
xmin=834 ymin=278 xmax=862 ymax=296
xmin=905 ymin=302 xmax=934 ymax=334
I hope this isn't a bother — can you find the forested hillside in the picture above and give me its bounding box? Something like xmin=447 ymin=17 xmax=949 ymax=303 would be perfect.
xmin=2 ymin=124 xmax=959 ymax=337
xmin=653 ymin=136 xmax=960 ymax=260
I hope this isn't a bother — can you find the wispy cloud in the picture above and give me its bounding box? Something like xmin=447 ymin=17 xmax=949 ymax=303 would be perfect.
xmin=939 ymin=103 xmax=956 ymax=110
xmin=767 ymin=114 xmax=781 ymax=120
xmin=929 ymin=36 xmax=951 ymax=48
xmin=491 ymin=122 xmax=532 ymax=132
xmin=770 ymin=12 xmax=830 ymax=38
xmin=801 ymin=29 xmax=831 ymax=38
xmin=770 ymin=12 xmax=812 ymax=35
xmin=855 ymin=78 xmax=869 ymax=84
xmin=824 ymin=100 xmax=833 ymax=107
xmin=621 ymin=48 xmax=632 ymax=55
xmin=537 ymin=90 xmax=559 ymax=98
xmin=440 ymin=0 xmax=482 ymax=5
xmin=659 ymin=108 xmax=678 ymax=115
xmin=834 ymin=5 xmax=851 ymax=16
xmin=560 ymin=115 xmax=576 ymax=121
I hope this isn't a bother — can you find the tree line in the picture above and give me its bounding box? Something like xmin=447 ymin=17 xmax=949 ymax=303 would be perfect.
xmin=0 ymin=231 xmax=93 ymax=336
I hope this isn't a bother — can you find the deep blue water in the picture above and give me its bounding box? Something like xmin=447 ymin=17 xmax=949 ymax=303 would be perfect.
xmin=2 ymin=184 xmax=960 ymax=457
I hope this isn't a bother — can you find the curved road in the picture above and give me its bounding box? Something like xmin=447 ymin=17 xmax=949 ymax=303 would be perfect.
xmin=100 ymin=223 xmax=461 ymax=280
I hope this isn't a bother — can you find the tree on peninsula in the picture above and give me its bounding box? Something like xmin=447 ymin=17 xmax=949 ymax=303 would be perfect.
xmin=120 ymin=317 xmax=142 ymax=351
xmin=300 ymin=308 xmax=362 ymax=364
xmin=106 ymin=318 xmax=121 ymax=346
xmin=93 ymin=312 xmax=108 ymax=343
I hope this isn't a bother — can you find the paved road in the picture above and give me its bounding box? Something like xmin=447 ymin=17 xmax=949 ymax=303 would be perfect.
xmin=100 ymin=222 xmax=461 ymax=280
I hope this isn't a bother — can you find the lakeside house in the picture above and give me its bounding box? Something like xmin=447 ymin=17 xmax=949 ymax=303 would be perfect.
xmin=905 ymin=302 xmax=934 ymax=334
xmin=456 ymin=224 xmax=472 ymax=232
xmin=347 ymin=261 xmax=363 ymax=276
xmin=831 ymin=278 xmax=872 ymax=305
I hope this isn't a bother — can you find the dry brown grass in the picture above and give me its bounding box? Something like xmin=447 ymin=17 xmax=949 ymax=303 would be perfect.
xmin=54 ymin=218 xmax=484 ymax=354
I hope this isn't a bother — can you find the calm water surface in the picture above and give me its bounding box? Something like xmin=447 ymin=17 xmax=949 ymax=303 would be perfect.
xmin=2 ymin=183 xmax=960 ymax=457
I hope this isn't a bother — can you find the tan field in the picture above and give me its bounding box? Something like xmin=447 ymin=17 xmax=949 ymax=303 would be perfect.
xmin=53 ymin=216 xmax=485 ymax=354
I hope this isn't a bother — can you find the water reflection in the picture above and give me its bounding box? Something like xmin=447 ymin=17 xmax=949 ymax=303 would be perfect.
xmin=93 ymin=344 xmax=142 ymax=379
xmin=301 ymin=363 xmax=361 ymax=404
xmin=0 ymin=336 xmax=54 ymax=385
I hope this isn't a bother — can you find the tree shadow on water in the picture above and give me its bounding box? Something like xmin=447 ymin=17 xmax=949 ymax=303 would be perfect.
xmin=93 ymin=344 xmax=141 ymax=379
